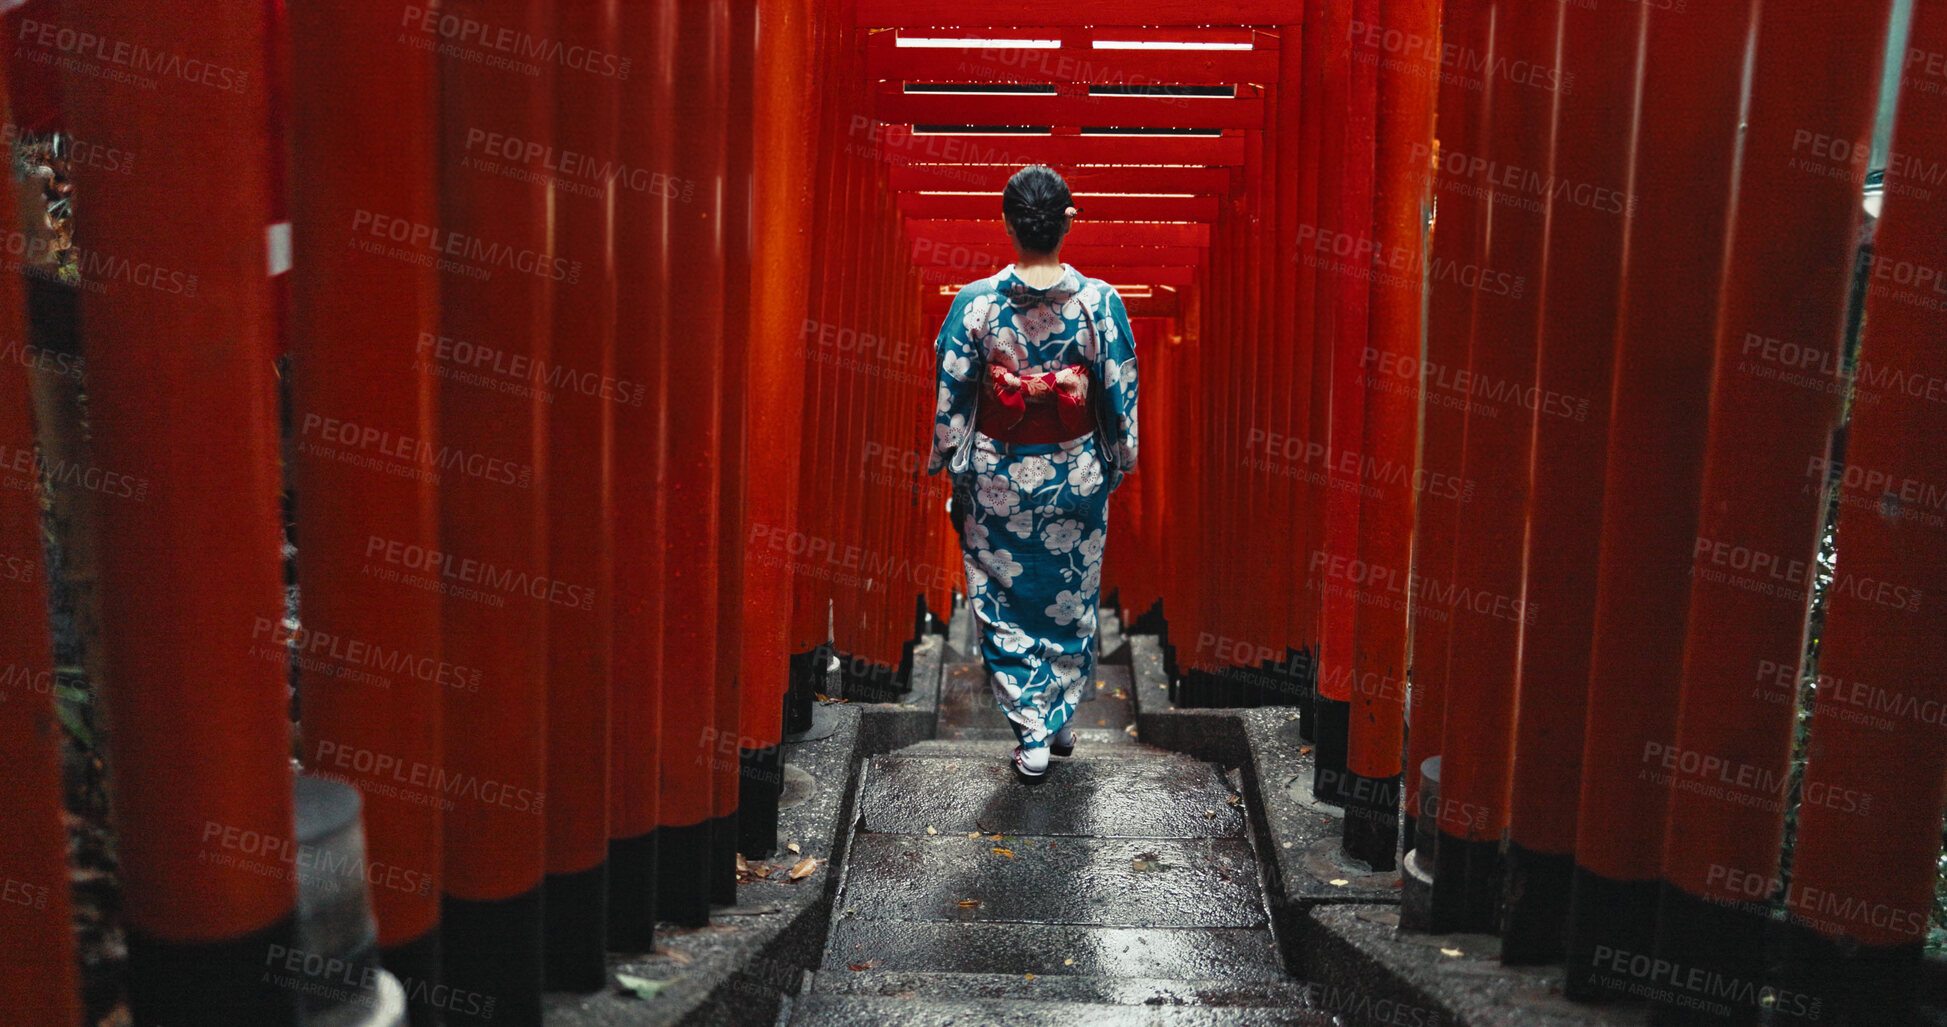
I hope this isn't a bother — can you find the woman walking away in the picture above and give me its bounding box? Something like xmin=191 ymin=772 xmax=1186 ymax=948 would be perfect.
xmin=925 ymin=165 xmax=1140 ymax=781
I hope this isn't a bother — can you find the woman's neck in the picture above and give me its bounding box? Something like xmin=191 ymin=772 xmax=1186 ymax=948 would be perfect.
xmin=1013 ymin=251 xmax=1063 ymax=287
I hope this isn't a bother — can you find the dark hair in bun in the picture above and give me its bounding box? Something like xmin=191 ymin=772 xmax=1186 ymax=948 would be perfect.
xmin=1001 ymin=164 xmax=1073 ymax=254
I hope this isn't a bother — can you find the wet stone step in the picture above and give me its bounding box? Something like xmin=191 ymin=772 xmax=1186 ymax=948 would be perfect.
xmin=893 ymin=738 xmax=1172 ymax=760
xmin=937 ymin=663 xmax=1137 ymax=740
xmin=839 ymin=834 xmax=1265 ymax=928
xmin=933 ymin=725 xmax=1135 ymax=746
xmin=937 ymin=662 xmax=1017 ymax=736
xmin=860 ymin=752 xmax=1248 ymax=838
xmin=822 ymin=920 xmax=1287 ymax=980
xmin=811 ymin=970 xmax=1320 ymax=1009
xmin=787 ymin=994 xmax=1331 ymax=1026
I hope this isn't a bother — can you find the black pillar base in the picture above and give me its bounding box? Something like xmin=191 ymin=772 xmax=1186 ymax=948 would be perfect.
xmin=1311 ymin=697 xmax=1352 ymax=806
xmin=128 ymin=916 xmax=300 ymax=1027
xmin=544 ymin=863 xmax=608 ymax=993
xmin=1429 ymin=831 xmax=1501 ymax=935
xmin=1776 ymin=917 xmax=1925 ymax=1026
xmin=606 ymin=831 xmax=657 ymax=953
xmin=785 ymin=647 xmax=820 ymax=734
xmin=737 ymin=744 xmax=784 ymax=859
xmin=841 ymin=649 xmax=903 ymax=703
xmin=1564 ymin=866 xmax=1661 ymax=1001
xmin=710 ymin=814 xmax=739 ymax=907
xmin=1645 ymin=883 xmax=1771 ymax=1026
xmin=442 ymin=887 xmax=543 ymax=1026
xmin=1294 ymin=647 xmax=1317 ymax=741
xmin=382 ymin=929 xmax=443 ymax=1027
xmin=1501 ymin=842 xmax=1573 ymax=965
xmin=654 ymin=821 xmax=713 ymax=928
xmin=1340 ymin=771 xmax=1401 ymax=871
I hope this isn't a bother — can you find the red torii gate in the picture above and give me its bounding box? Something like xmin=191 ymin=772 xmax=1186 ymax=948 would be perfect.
xmin=0 ymin=2 xmax=1941 ymax=1026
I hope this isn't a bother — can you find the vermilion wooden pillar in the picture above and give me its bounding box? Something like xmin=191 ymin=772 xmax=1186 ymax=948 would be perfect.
xmin=1326 ymin=0 xmax=1380 ymax=835
xmin=1289 ymin=0 xmax=1327 ymax=687
xmin=1651 ymin=5 xmax=1892 ymax=1017
xmin=1401 ymin=0 xmax=1484 ymax=858
xmin=710 ymin=0 xmax=756 ymax=909
xmin=657 ymin=0 xmax=730 ymax=929
xmin=1263 ymin=27 xmax=1302 ymax=707
xmin=57 ymin=0 xmax=298 ymax=1021
xmin=287 ymin=0 xmax=445 ymax=1011
xmin=0 ymin=79 xmax=78 ymax=1026
xmin=543 ymin=0 xmax=621 ymax=991
xmin=1306 ymin=0 xmax=1353 ymax=797
xmin=1431 ymin=0 xmax=1553 ymax=934
xmin=1565 ymin=0 xmax=1753 ymax=1000
xmin=739 ymin=0 xmax=816 ymax=857
xmin=1500 ymin=0 xmax=1636 ymax=965
xmin=1779 ymin=6 xmax=1947 ymax=1013
xmin=607 ymin=0 xmax=673 ymax=953
xmin=435 ymin=0 xmax=556 ymax=1019
xmin=1345 ymin=0 xmax=1436 ymax=871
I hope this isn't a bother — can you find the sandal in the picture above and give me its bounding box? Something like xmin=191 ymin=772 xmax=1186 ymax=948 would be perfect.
xmin=1012 ymin=745 xmax=1049 ymax=781
xmin=1050 ymin=725 xmax=1075 ymax=758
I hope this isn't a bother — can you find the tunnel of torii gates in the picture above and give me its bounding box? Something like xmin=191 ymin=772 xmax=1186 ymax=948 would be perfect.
xmin=0 ymin=0 xmax=1943 ymax=1024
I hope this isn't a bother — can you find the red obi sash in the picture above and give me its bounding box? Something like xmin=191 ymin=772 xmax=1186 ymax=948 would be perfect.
xmin=977 ymin=363 xmax=1094 ymax=444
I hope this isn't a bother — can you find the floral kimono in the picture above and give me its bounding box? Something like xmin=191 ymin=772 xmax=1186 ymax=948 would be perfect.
xmin=926 ymin=263 xmax=1139 ymax=752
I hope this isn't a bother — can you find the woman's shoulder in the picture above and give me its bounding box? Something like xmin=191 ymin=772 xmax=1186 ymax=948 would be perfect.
xmin=1066 ymin=269 xmax=1124 ymax=310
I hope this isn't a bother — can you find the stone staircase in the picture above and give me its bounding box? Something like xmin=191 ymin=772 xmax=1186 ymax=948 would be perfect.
xmin=781 ymin=621 xmax=1332 ymax=1026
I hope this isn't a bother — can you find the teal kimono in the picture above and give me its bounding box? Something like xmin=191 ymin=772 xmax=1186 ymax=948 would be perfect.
xmin=925 ymin=263 xmax=1140 ymax=751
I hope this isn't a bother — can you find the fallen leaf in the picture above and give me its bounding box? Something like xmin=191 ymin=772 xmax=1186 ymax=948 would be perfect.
xmin=788 ymin=857 xmax=822 ymax=880
xmin=787 ymin=843 xmax=802 ymax=855
xmin=991 ymin=847 xmax=1016 ymax=859
xmin=966 ymin=832 xmax=982 ymax=839
xmin=615 ymin=973 xmax=671 ymax=999
xmin=1227 ymin=795 xmax=1241 ymax=805
xmin=1440 ymin=947 xmax=1463 ymax=958
xmin=1064 ymin=958 xmax=1075 ymax=966
xmin=848 ymin=960 xmax=881 ymax=971
xmin=1330 ymin=878 xmax=1350 ymax=887
xmin=1300 ymin=746 xmax=1314 ymax=755
xmin=1097 ymin=719 xmax=1106 ymax=726
xmin=957 ymin=899 xmax=981 ymax=907
xmin=1025 ymin=973 xmax=1036 ymax=980
xmin=735 ymin=854 xmax=748 ymax=873
xmin=1204 ymin=810 xmax=1216 ymax=819
xmin=926 ymin=826 xmax=938 ymax=835
xmin=989 ymin=833 xmax=1005 ymax=841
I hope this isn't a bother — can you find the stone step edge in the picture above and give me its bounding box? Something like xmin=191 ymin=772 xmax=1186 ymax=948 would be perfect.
xmin=809 ymin=969 xmax=1317 ymax=1004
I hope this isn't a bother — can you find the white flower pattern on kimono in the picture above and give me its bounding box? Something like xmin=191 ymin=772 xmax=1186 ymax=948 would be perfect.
xmin=1045 ymin=589 xmax=1087 ymax=627
xmin=1066 ymin=452 xmax=1103 ymax=496
xmin=934 ymin=415 xmax=968 ymax=453
xmin=963 ymin=294 xmax=1001 ymax=340
xmin=979 ymin=547 xmax=1024 ymax=589
xmin=942 ymin=350 xmax=973 ymax=381
xmin=1005 ymin=510 xmax=1036 ymax=539
xmin=995 ymin=626 xmax=1036 ymax=655
xmin=1078 ymin=528 xmax=1106 ymax=564
xmin=1009 ymin=456 xmax=1055 ymax=491
xmin=990 ymin=327 xmax=1026 ymax=370
xmin=974 ymin=473 xmax=1019 ymax=516
xmin=1018 ymin=303 xmax=1065 ymax=343
xmin=1042 ymin=518 xmax=1082 ymax=554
